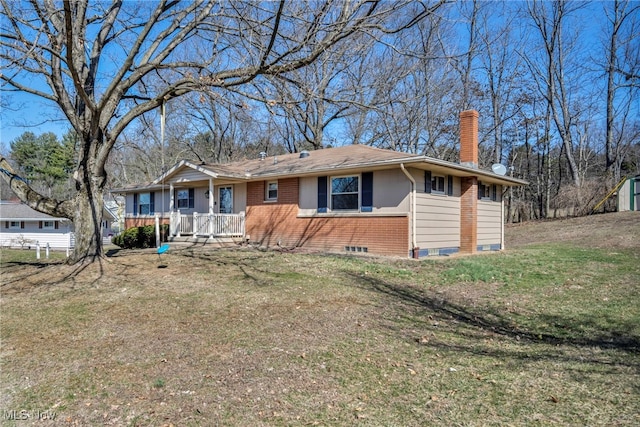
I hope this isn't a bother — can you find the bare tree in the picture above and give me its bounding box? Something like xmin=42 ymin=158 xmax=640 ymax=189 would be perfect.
xmin=524 ymin=0 xmax=585 ymax=188
xmin=603 ymin=0 xmax=640 ymax=182
xmin=476 ymin=1 xmax=526 ymax=166
xmin=0 ymin=0 xmax=445 ymax=263
xmin=344 ymin=9 xmax=461 ymax=158
xmin=260 ymin=43 xmax=363 ymax=151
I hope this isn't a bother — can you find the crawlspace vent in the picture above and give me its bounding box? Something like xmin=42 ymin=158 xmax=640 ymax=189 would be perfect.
xmin=345 ymin=246 xmax=368 ymax=253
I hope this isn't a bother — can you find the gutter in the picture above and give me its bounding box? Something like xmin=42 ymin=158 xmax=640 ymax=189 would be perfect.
xmin=400 ymin=163 xmax=417 ymax=257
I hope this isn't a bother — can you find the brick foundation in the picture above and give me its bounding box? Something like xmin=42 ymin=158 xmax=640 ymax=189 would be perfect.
xmin=124 ymin=217 xmax=169 ymax=229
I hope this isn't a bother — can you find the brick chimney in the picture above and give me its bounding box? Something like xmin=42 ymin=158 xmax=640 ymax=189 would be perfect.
xmin=459 ymin=110 xmax=479 ymax=168
xmin=459 ymin=110 xmax=478 ymax=254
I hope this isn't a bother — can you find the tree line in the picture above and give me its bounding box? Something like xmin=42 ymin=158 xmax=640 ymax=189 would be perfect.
xmin=109 ymin=0 xmax=639 ymax=219
xmin=0 ymin=0 xmax=637 ymax=262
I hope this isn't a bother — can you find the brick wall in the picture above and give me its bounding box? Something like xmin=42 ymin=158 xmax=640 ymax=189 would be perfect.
xmin=124 ymin=217 xmax=169 ymax=229
xmin=460 ymin=110 xmax=479 ymax=168
xmin=245 ymin=178 xmax=409 ymax=257
xmin=459 ymin=176 xmax=478 ymax=254
xmin=459 ymin=110 xmax=480 ymax=254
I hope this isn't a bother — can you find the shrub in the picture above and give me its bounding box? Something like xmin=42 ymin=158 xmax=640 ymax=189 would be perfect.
xmin=111 ymin=224 xmax=169 ymax=249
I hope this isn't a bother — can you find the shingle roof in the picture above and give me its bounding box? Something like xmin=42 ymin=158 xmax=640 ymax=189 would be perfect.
xmin=200 ymin=145 xmax=419 ymax=179
xmin=111 ymin=144 xmax=527 ymax=193
xmin=0 ymin=201 xmax=65 ymax=220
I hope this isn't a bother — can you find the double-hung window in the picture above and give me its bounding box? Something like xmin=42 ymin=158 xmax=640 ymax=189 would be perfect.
xmin=331 ymin=176 xmax=359 ymax=211
xmin=266 ymin=181 xmax=278 ymax=201
xmin=138 ymin=193 xmax=151 ymax=214
xmin=43 ymin=221 xmax=55 ymax=229
xmin=431 ymin=175 xmax=445 ymax=193
xmin=317 ymin=173 xmax=372 ymax=213
xmin=425 ymin=171 xmax=453 ymax=196
xmin=175 ymin=189 xmax=194 ymax=209
xmin=478 ymin=181 xmax=497 ymax=201
xmin=177 ymin=190 xmax=189 ymax=209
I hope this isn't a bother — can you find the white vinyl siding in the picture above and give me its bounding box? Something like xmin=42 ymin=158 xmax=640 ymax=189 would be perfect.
xmin=0 ymin=221 xmax=72 ymax=249
xmin=170 ymin=168 xmax=212 ymax=183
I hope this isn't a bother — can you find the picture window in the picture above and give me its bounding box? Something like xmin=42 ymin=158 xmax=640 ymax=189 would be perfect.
xmin=331 ymin=176 xmax=359 ymax=210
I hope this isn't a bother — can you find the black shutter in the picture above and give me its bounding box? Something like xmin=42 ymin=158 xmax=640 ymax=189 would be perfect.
xmin=361 ymin=172 xmax=373 ymax=212
xmin=188 ymin=188 xmax=195 ymax=209
xmin=4 ymin=221 xmax=8 ymax=229
xmin=39 ymin=221 xmax=43 ymax=229
xmin=425 ymin=171 xmax=432 ymax=193
xmin=55 ymin=221 xmax=59 ymax=229
xmin=492 ymin=184 xmax=498 ymax=201
xmin=317 ymin=176 xmax=328 ymax=213
xmin=150 ymin=192 xmax=155 ymax=214
xmin=20 ymin=221 xmax=25 ymax=229
xmin=447 ymin=175 xmax=453 ymax=196
xmin=478 ymin=182 xmax=483 ymax=199
xmin=133 ymin=193 xmax=138 ymax=215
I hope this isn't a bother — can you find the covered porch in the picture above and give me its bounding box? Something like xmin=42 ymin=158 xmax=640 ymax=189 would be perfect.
xmin=165 ymin=173 xmax=246 ymax=238
xmin=117 ymin=159 xmax=248 ymax=240
xmin=161 ymin=165 xmax=248 ymax=238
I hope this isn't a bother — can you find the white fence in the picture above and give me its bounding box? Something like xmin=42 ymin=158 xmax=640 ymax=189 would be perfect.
xmin=170 ymin=211 xmax=245 ymax=238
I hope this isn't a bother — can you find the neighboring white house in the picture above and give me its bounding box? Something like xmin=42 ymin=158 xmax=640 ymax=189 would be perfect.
xmin=0 ymin=200 xmax=118 ymax=250
xmin=0 ymin=200 xmax=74 ymax=249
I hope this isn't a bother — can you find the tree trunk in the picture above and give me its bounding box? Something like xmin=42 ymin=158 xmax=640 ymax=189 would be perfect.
xmin=70 ymin=186 xmax=105 ymax=263
xmin=68 ymin=131 xmax=108 ymax=264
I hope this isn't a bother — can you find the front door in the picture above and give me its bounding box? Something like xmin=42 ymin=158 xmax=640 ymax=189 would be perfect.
xmin=219 ymin=186 xmax=233 ymax=213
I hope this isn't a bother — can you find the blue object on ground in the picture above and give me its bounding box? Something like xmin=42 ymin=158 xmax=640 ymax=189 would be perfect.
xmin=157 ymin=244 xmax=170 ymax=254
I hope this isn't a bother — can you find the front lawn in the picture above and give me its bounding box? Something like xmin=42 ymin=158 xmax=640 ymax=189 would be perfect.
xmin=1 ymin=213 xmax=638 ymax=426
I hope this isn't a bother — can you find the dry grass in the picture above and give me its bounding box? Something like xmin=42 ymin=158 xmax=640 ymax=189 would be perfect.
xmin=1 ymin=212 xmax=639 ymax=426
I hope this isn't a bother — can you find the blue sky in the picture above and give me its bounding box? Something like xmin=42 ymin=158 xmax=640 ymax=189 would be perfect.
xmin=1 ymin=90 xmax=72 ymax=147
xmin=0 ymin=1 xmax=634 ymax=152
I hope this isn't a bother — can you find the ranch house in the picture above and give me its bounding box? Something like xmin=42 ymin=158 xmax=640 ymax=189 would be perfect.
xmin=113 ymin=111 xmax=527 ymax=258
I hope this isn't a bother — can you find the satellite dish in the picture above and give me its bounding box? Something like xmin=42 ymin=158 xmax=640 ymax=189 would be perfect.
xmin=491 ymin=163 xmax=507 ymax=176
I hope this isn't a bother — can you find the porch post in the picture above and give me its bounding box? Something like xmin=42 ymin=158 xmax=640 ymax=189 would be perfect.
xmin=193 ymin=212 xmax=197 ymax=235
xmin=209 ymin=178 xmax=214 ymax=238
xmin=169 ymin=182 xmax=175 ymax=236
xmin=169 ymin=183 xmax=175 ymax=211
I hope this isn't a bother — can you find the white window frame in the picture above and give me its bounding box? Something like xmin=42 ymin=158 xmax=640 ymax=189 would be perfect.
xmin=9 ymin=221 xmax=21 ymax=229
xmin=138 ymin=192 xmax=151 ymax=215
xmin=266 ymin=181 xmax=278 ymax=201
xmin=330 ymin=175 xmax=360 ymax=211
xmin=176 ymin=189 xmax=190 ymax=209
xmin=431 ymin=175 xmax=446 ymax=194
xmin=43 ymin=220 xmax=55 ymax=229
xmin=479 ymin=182 xmax=492 ymax=200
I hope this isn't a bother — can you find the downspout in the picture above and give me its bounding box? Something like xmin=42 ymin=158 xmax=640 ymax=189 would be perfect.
xmin=400 ymin=164 xmax=418 ymax=258
xmin=501 ymin=195 xmax=505 ymax=251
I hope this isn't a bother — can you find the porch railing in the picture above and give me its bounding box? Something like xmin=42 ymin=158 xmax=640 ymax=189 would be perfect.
xmin=170 ymin=211 xmax=245 ymax=238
